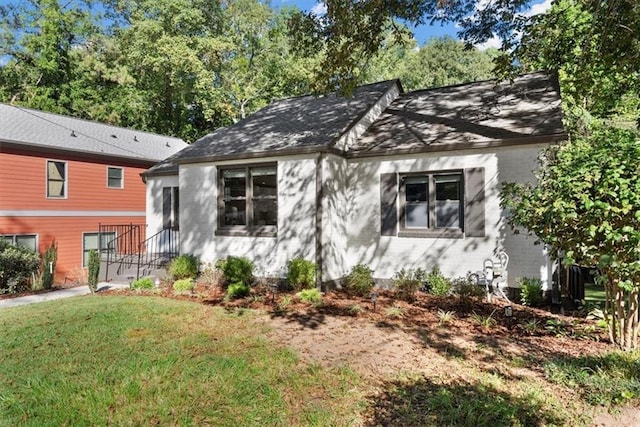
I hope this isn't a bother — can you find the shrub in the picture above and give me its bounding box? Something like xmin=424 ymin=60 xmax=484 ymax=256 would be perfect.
xmin=286 ymin=257 xmax=316 ymax=291
xmin=344 ymin=264 xmax=375 ymax=296
xmin=222 ymin=256 xmax=254 ymax=286
xmin=41 ymin=240 xmax=58 ymax=290
xmin=297 ymin=288 xmax=322 ymax=304
xmin=173 ymin=278 xmax=193 ymax=294
xmin=87 ymin=250 xmax=101 ymax=293
xmin=131 ymin=277 xmax=154 ymax=290
xmin=518 ymin=277 xmax=544 ymax=307
xmin=452 ymin=276 xmax=485 ymax=306
xmin=0 ymin=240 xmax=40 ymax=291
xmin=200 ymin=262 xmax=223 ymax=287
xmin=392 ymin=268 xmax=427 ymax=301
xmin=168 ymin=254 xmax=199 ymax=280
xmin=427 ymin=266 xmax=451 ymax=296
xmin=226 ymin=282 xmax=250 ymax=299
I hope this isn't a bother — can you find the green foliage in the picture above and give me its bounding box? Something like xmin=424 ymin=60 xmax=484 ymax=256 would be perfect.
xmin=226 ymin=282 xmax=250 ymax=300
xmin=0 ymin=240 xmax=40 ymax=292
xmin=437 ymin=309 xmax=456 ymax=326
xmin=131 ymin=277 xmax=154 ymax=290
xmin=344 ymin=264 xmax=375 ymax=296
xmin=87 ymin=250 xmax=100 ymax=293
xmin=41 ymin=240 xmax=57 ymax=290
xmin=386 ymin=306 xmax=405 ymax=319
xmin=172 ymin=279 xmax=193 ymax=294
xmin=544 ymin=352 xmax=640 ymax=405
xmin=501 ymin=126 xmax=640 ymax=349
xmin=296 ymin=288 xmax=322 ymax=305
xmin=364 ymin=36 xmax=498 ymax=92
xmin=221 ymin=256 xmax=254 ymax=286
xmin=168 ymin=254 xmax=199 ymax=281
xmin=518 ymin=277 xmax=543 ymax=307
xmin=286 ymin=257 xmax=316 ymax=291
xmin=452 ymin=277 xmax=485 ymax=299
xmin=427 ymin=266 xmax=451 ymax=296
xmin=393 ymin=268 xmax=426 ymax=301
xmin=471 ymin=310 xmax=497 ymax=329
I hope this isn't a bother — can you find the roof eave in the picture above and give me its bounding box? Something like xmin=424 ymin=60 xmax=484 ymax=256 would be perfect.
xmin=347 ymin=132 xmax=568 ymax=159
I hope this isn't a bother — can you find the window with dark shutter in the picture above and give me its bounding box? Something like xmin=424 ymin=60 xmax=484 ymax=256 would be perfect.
xmin=380 ymin=173 xmax=398 ymax=236
xmin=464 ymin=167 xmax=485 ymax=237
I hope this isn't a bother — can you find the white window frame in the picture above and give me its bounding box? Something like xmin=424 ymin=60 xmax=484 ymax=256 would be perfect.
xmin=46 ymin=159 xmax=68 ymax=199
xmin=398 ymin=170 xmax=464 ymax=238
xmin=0 ymin=234 xmax=38 ymax=252
xmin=107 ymin=166 xmax=124 ymax=189
xmin=82 ymin=231 xmax=116 ymax=267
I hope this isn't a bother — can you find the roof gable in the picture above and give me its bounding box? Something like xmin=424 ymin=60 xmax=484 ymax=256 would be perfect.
xmin=0 ymin=104 xmax=187 ymax=162
xmin=353 ymin=72 xmax=564 ymax=156
xmin=155 ymin=80 xmax=400 ymax=166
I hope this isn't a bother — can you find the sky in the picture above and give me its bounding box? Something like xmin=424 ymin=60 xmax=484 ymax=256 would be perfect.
xmin=279 ymin=0 xmax=553 ymax=49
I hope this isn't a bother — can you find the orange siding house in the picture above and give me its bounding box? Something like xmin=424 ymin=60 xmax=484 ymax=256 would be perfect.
xmin=0 ymin=104 xmax=187 ymax=282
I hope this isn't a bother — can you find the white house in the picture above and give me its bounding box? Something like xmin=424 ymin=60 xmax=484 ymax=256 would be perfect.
xmin=143 ymin=72 xmax=565 ymax=292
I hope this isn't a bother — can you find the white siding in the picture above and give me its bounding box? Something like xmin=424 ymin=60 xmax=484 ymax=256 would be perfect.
xmin=145 ymin=175 xmax=179 ymax=236
xmin=179 ymin=156 xmax=317 ymax=278
xmin=337 ymin=144 xmax=552 ymax=289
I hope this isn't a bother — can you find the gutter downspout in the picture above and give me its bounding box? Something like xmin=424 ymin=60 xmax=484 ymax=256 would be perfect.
xmin=315 ymin=152 xmax=324 ymax=290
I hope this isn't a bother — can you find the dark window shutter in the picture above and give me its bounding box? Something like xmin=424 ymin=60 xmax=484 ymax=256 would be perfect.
xmin=172 ymin=187 xmax=180 ymax=230
xmin=380 ymin=173 xmax=398 ymax=236
xmin=464 ymin=167 xmax=485 ymax=237
xmin=162 ymin=187 xmax=172 ymax=229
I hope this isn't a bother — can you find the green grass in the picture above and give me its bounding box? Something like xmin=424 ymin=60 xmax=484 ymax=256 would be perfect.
xmin=584 ymin=283 xmax=606 ymax=308
xmin=0 ymin=296 xmax=360 ymax=426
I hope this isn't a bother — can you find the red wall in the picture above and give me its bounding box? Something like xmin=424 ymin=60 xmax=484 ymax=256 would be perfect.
xmin=0 ymin=147 xmax=151 ymax=282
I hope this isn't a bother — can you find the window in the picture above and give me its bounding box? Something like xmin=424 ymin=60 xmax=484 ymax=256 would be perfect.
xmin=47 ymin=160 xmax=67 ymax=198
xmin=218 ymin=164 xmax=277 ymax=235
xmin=380 ymin=168 xmax=485 ymax=238
xmin=107 ymin=167 xmax=123 ymax=188
xmin=0 ymin=234 xmax=37 ymax=252
xmin=399 ymin=171 xmax=463 ymax=236
xmin=82 ymin=232 xmax=115 ymax=267
xmin=162 ymin=187 xmax=179 ymax=230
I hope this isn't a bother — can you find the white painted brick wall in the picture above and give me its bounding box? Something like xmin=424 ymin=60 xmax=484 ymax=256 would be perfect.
xmin=145 ymin=175 xmax=179 ymax=236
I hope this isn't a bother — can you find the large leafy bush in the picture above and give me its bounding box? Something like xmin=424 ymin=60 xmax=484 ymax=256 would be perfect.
xmin=0 ymin=240 xmax=40 ymax=291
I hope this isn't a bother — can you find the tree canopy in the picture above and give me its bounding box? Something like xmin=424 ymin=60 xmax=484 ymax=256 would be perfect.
xmin=289 ymin=0 xmax=639 ymax=123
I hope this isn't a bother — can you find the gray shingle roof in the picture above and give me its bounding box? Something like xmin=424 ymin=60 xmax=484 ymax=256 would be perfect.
xmin=146 ymin=80 xmax=398 ymax=174
xmin=0 ymin=104 xmax=187 ymax=162
xmin=353 ymin=72 xmax=564 ymax=155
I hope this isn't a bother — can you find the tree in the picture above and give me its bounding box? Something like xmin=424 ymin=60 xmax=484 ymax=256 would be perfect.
xmin=501 ymin=126 xmax=640 ymax=350
xmin=289 ymin=0 xmax=639 ymax=125
xmin=363 ymin=36 xmax=498 ymax=91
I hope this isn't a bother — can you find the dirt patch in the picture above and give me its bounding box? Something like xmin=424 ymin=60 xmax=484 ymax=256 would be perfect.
xmin=98 ymin=284 xmax=638 ymax=425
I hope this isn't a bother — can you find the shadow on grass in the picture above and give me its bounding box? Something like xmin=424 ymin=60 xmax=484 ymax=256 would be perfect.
xmin=365 ymin=375 xmax=568 ymax=427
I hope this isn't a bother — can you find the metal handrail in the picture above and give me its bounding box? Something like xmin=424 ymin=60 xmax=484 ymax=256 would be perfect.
xmin=136 ymin=228 xmax=180 ymax=279
xmin=101 ymin=224 xmax=143 ymax=281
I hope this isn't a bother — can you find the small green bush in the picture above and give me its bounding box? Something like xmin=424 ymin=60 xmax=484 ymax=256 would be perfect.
xmin=222 ymin=256 xmax=254 ymax=286
xmin=344 ymin=264 xmax=375 ymax=296
xmin=0 ymin=240 xmax=40 ymax=291
xmin=286 ymin=257 xmax=316 ymax=291
xmin=452 ymin=276 xmax=485 ymax=305
xmin=131 ymin=277 xmax=154 ymax=290
xmin=226 ymin=282 xmax=250 ymax=299
xmin=393 ymin=268 xmax=427 ymax=301
xmin=518 ymin=277 xmax=544 ymax=307
xmin=173 ymin=278 xmax=193 ymax=293
xmin=168 ymin=254 xmax=199 ymax=280
xmin=427 ymin=266 xmax=451 ymax=296
xmin=297 ymin=288 xmax=322 ymax=304
xmin=41 ymin=240 xmax=57 ymax=290
xmin=87 ymin=250 xmax=100 ymax=293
